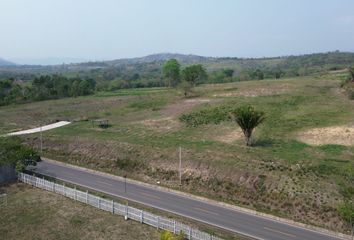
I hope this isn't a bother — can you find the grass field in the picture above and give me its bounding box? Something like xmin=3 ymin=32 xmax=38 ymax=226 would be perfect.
xmin=0 ymin=72 xmax=353 ymax=233
xmin=0 ymin=183 xmax=159 ymax=240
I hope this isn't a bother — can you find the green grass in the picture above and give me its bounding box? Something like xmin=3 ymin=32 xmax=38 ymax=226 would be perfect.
xmin=0 ymin=73 xmax=353 ymax=233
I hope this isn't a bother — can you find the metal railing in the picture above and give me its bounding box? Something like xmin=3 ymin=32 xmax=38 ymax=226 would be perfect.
xmin=18 ymin=173 xmax=223 ymax=240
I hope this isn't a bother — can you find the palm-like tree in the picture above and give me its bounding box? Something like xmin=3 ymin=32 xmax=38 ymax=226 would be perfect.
xmin=231 ymin=106 xmax=265 ymax=146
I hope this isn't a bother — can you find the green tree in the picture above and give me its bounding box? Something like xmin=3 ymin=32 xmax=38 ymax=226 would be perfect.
xmin=179 ymin=80 xmax=193 ymax=97
xmin=163 ymin=59 xmax=181 ymax=87
xmin=0 ymin=137 xmax=41 ymax=172
xmin=181 ymin=64 xmax=207 ymax=86
xmin=231 ymin=106 xmax=265 ymax=146
xmin=78 ymin=80 xmax=91 ymax=96
xmin=223 ymin=69 xmax=234 ymax=77
xmin=349 ymin=66 xmax=354 ymax=82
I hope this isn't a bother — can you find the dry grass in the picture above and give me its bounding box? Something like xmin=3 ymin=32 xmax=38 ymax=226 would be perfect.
xmin=0 ymin=183 xmax=159 ymax=240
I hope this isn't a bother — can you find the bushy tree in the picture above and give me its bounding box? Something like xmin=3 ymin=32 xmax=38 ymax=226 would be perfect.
xmin=231 ymin=106 xmax=265 ymax=146
xmin=163 ymin=59 xmax=181 ymax=87
xmin=349 ymin=66 xmax=354 ymax=82
xmin=0 ymin=137 xmax=41 ymax=172
xmin=181 ymin=64 xmax=207 ymax=86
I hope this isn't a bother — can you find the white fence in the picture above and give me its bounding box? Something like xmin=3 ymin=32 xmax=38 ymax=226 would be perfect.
xmin=18 ymin=173 xmax=223 ymax=240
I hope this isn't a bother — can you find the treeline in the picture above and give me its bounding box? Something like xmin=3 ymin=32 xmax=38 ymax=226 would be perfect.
xmin=0 ymin=75 xmax=96 ymax=106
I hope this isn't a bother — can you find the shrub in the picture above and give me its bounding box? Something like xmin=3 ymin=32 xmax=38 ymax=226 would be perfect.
xmin=179 ymin=105 xmax=233 ymax=127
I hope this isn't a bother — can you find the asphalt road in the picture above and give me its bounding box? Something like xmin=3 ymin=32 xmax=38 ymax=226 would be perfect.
xmin=33 ymin=160 xmax=344 ymax=240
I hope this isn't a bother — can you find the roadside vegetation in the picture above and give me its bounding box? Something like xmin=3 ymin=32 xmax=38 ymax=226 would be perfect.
xmin=0 ymin=137 xmax=40 ymax=172
xmin=0 ymin=65 xmax=353 ymax=234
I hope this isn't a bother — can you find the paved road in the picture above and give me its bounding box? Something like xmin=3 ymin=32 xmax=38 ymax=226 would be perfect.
xmin=6 ymin=121 xmax=71 ymax=136
xmin=33 ymin=160 xmax=344 ymax=240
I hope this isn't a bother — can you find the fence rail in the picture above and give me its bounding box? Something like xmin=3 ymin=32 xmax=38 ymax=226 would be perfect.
xmin=18 ymin=173 xmax=222 ymax=240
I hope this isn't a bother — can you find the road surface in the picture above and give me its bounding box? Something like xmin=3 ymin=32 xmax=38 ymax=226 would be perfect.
xmin=6 ymin=121 xmax=71 ymax=136
xmin=33 ymin=160 xmax=345 ymax=240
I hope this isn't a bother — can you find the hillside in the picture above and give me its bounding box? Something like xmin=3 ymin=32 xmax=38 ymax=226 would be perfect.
xmin=0 ymin=72 xmax=353 ymax=234
xmin=0 ymin=58 xmax=15 ymax=66
xmin=1 ymin=52 xmax=354 ymax=82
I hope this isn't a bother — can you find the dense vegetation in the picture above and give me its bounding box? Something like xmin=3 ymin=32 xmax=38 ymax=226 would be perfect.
xmin=0 ymin=137 xmax=40 ymax=172
xmin=341 ymin=66 xmax=354 ymax=100
xmin=1 ymin=51 xmax=354 ymax=92
xmin=0 ymin=75 xmax=96 ymax=106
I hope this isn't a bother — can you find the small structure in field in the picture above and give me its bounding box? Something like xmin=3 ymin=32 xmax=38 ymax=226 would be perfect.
xmin=92 ymin=119 xmax=109 ymax=128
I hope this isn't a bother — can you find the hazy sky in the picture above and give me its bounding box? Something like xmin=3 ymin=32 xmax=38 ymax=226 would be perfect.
xmin=1 ymin=0 xmax=354 ymax=64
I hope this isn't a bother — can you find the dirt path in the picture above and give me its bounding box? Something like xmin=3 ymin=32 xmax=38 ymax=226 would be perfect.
xmin=6 ymin=121 xmax=71 ymax=136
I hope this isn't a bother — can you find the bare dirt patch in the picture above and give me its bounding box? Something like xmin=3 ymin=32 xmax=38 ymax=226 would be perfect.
xmin=139 ymin=117 xmax=180 ymax=131
xmin=297 ymin=125 xmax=354 ymax=146
xmin=213 ymin=129 xmax=243 ymax=143
xmin=160 ymin=98 xmax=211 ymax=117
xmin=213 ymin=84 xmax=292 ymax=98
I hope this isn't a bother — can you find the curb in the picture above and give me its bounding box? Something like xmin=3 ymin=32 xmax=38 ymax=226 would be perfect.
xmin=41 ymin=158 xmax=351 ymax=240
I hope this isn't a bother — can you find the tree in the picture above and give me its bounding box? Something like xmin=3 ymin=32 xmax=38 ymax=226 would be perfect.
xmin=0 ymin=137 xmax=41 ymax=172
xmin=349 ymin=66 xmax=354 ymax=82
xmin=231 ymin=106 xmax=265 ymax=146
xmin=179 ymin=80 xmax=193 ymax=97
xmin=223 ymin=69 xmax=234 ymax=77
xmin=181 ymin=64 xmax=207 ymax=86
xmin=163 ymin=59 xmax=181 ymax=87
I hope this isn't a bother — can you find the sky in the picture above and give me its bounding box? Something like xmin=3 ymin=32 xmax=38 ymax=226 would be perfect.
xmin=1 ymin=0 xmax=354 ymax=64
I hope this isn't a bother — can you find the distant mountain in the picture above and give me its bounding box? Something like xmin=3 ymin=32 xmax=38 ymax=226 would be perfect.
xmin=0 ymin=58 xmax=15 ymax=66
xmin=104 ymin=53 xmax=211 ymax=66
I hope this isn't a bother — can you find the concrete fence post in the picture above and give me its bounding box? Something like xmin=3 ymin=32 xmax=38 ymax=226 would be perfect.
xmin=63 ymin=183 xmax=66 ymax=197
xmin=189 ymin=227 xmax=192 ymax=240
xmin=156 ymin=216 xmax=159 ymax=230
xmin=86 ymin=191 xmax=88 ymax=204
xmin=74 ymin=186 xmax=77 ymax=201
xmin=173 ymin=220 xmax=176 ymax=234
xmin=112 ymin=200 xmax=114 ymax=214
xmin=98 ymin=197 xmax=101 ymax=209
xmin=140 ymin=210 xmax=143 ymax=223
xmin=125 ymin=203 xmax=128 ymax=220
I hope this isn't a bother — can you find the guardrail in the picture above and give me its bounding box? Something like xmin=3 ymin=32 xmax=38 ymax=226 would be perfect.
xmin=18 ymin=172 xmax=223 ymax=240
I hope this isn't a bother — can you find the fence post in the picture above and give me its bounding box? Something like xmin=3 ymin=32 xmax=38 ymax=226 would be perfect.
xmin=98 ymin=197 xmax=101 ymax=209
xmin=63 ymin=183 xmax=66 ymax=197
xmin=112 ymin=200 xmax=114 ymax=214
xmin=42 ymin=176 xmax=45 ymax=188
xmin=125 ymin=203 xmax=128 ymax=220
xmin=189 ymin=227 xmax=192 ymax=240
xmin=156 ymin=216 xmax=159 ymax=230
xmin=86 ymin=191 xmax=88 ymax=204
xmin=74 ymin=186 xmax=77 ymax=201
xmin=140 ymin=210 xmax=143 ymax=223
xmin=173 ymin=220 xmax=176 ymax=234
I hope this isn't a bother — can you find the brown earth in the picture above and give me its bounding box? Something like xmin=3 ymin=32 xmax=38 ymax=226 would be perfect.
xmin=297 ymin=125 xmax=354 ymax=146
